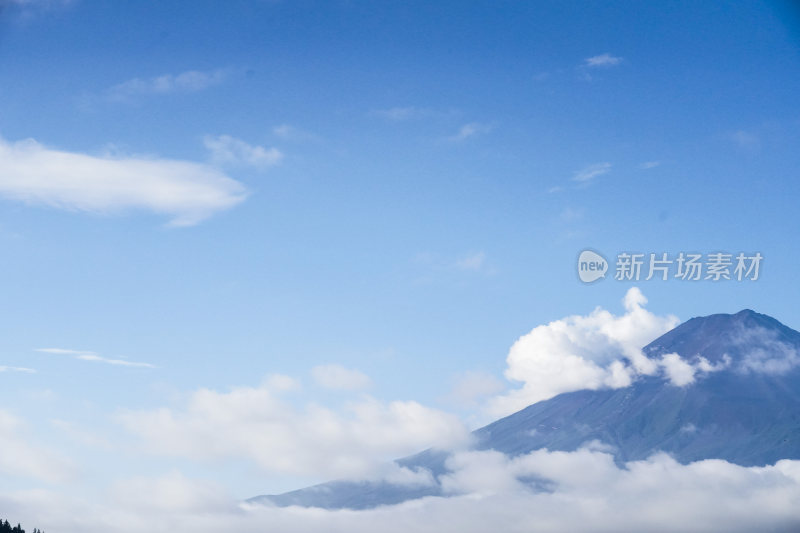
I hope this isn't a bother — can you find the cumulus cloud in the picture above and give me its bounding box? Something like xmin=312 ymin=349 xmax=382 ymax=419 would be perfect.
xmin=0 ymin=137 xmax=247 ymax=226
xmin=311 ymin=364 xmax=372 ymax=391
xmin=488 ymin=288 xmax=679 ymax=416
xmin=117 ymin=375 xmax=469 ymax=479
xmin=584 ymin=53 xmax=623 ymax=67
xmin=660 ymin=352 xmax=697 ymax=386
xmin=203 ymin=135 xmax=283 ymax=169
xmin=572 ymin=162 xmax=611 ymax=182
xmin=0 ymin=410 xmax=75 ymax=483
xmin=4 ymin=449 xmax=800 ymax=533
xmin=108 ymin=69 xmax=228 ymax=100
xmin=660 ymin=352 xmax=730 ymax=386
xmin=36 ymin=348 xmax=155 ymax=368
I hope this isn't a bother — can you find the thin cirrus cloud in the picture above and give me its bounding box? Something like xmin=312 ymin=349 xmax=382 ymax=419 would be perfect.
xmin=0 ymin=137 xmax=247 ymax=226
xmin=639 ymin=161 xmax=661 ymax=170
xmin=36 ymin=348 xmax=155 ymax=368
xmin=447 ymin=122 xmax=493 ymax=142
xmin=455 ymin=251 xmax=487 ymax=271
xmin=203 ymin=135 xmax=283 ymax=169
xmin=373 ymin=106 xmax=435 ymax=121
xmin=572 ymin=162 xmax=612 ymax=183
xmin=107 ymin=69 xmax=229 ymax=101
xmin=0 ymin=365 xmax=36 ymax=373
xmin=583 ymin=53 xmax=624 ymax=67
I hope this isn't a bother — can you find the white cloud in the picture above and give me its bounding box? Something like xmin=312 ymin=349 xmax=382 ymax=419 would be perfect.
xmin=660 ymin=352 xmax=697 ymax=386
xmin=0 ymin=410 xmax=75 ymax=483
xmin=730 ymin=130 xmax=760 ymax=149
xmin=36 ymin=348 xmax=155 ymax=368
xmin=572 ymin=162 xmax=611 ymax=182
xmin=488 ymin=288 xmax=679 ymax=416
xmin=108 ymin=69 xmax=228 ymax=100
xmin=4 ymin=449 xmax=800 ymax=533
xmin=311 ymin=364 xmax=372 ymax=391
xmin=0 ymin=137 xmax=247 ymax=226
xmin=445 ymin=371 xmax=505 ymax=408
xmin=0 ymin=365 xmax=35 ymax=373
xmin=660 ymin=352 xmax=730 ymax=386
xmin=50 ymin=419 xmax=112 ymax=449
xmin=110 ymin=471 xmax=234 ymax=513
xmin=584 ymin=53 xmax=623 ymax=67
xmin=204 ymin=135 xmax=283 ymax=169
xmin=447 ymin=122 xmax=493 ymax=142
xmin=373 ymin=107 xmax=433 ymax=121
xmin=639 ymin=161 xmax=661 ymax=170
xmin=454 ymin=251 xmax=486 ymax=271
xmin=735 ymin=326 xmax=800 ymax=374
xmin=117 ymin=376 xmax=470 ymax=479
xmin=272 ymin=124 xmax=318 ymax=142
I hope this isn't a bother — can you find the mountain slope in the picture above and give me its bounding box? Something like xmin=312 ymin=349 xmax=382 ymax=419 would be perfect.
xmin=252 ymin=309 xmax=800 ymax=509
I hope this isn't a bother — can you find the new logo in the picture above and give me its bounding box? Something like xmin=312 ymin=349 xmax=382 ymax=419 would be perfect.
xmin=578 ymin=250 xmax=608 ymax=283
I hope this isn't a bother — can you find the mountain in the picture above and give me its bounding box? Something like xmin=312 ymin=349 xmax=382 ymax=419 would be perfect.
xmin=251 ymin=309 xmax=800 ymax=509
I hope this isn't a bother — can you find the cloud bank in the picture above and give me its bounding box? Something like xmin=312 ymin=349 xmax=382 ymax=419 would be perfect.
xmin=4 ymin=448 xmax=800 ymax=533
xmin=118 ymin=375 xmax=470 ymax=479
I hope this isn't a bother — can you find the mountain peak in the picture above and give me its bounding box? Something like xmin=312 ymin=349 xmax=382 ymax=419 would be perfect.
xmin=643 ymin=309 xmax=800 ymax=367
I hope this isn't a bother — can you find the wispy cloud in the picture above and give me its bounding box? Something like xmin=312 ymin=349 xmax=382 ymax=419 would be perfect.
xmin=203 ymin=135 xmax=282 ymax=169
xmin=108 ymin=69 xmax=228 ymax=101
xmin=0 ymin=365 xmax=36 ymax=373
xmin=0 ymin=137 xmax=247 ymax=226
xmin=730 ymin=130 xmax=760 ymax=149
xmin=455 ymin=251 xmax=487 ymax=271
xmin=272 ymin=124 xmax=318 ymax=142
xmin=36 ymin=348 xmax=155 ymax=368
xmin=584 ymin=53 xmax=623 ymax=68
xmin=447 ymin=122 xmax=494 ymax=142
xmin=572 ymin=162 xmax=612 ymax=183
xmin=373 ymin=106 xmax=433 ymax=121
xmin=639 ymin=161 xmax=661 ymax=170
xmin=559 ymin=207 xmax=583 ymax=222
xmin=2 ymin=0 xmax=73 ymax=17
xmin=311 ymin=364 xmax=372 ymax=391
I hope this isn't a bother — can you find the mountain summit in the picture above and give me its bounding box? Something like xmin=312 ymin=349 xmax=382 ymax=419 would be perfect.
xmin=252 ymin=309 xmax=800 ymax=509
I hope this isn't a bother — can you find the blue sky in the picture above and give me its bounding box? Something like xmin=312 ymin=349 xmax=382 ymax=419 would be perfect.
xmin=0 ymin=0 xmax=799 ymax=527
